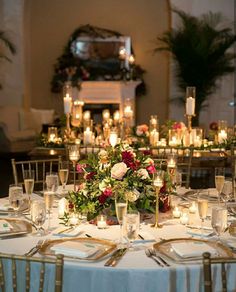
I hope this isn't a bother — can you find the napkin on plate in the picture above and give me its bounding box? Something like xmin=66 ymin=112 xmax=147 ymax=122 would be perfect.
xmin=186 ymin=228 xmax=213 ymax=238
xmin=53 ymin=226 xmax=83 ymax=237
xmin=171 ymin=241 xmax=217 ymax=258
xmin=134 ymin=231 xmax=156 ymax=243
xmin=51 ymin=241 xmax=101 ymax=258
xmin=0 ymin=220 xmax=13 ymax=233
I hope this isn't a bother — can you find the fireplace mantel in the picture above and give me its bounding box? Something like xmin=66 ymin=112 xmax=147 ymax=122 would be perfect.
xmin=72 ymin=81 xmax=140 ymax=121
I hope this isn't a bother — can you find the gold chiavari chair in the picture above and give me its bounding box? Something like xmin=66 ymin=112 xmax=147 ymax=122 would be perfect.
xmin=0 ymin=253 xmax=64 ymax=292
xmin=231 ymin=145 xmax=236 ymax=197
xmin=203 ymin=252 xmax=236 ymax=292
xmin=11 ymin=157 xmax=62 ymax=191
xmin=150 ymin=146 xmax=194 ymax=188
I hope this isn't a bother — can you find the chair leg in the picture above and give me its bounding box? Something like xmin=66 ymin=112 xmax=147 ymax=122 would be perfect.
xmin=203 ymin=252 xmax=212 ymax=292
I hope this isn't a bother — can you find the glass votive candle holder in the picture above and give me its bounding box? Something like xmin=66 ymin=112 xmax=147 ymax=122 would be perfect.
xmin=172 ymin=206 xmax=181 ymax=218
xmin=97 ymin=215 xmax=107 ymax=229
xmin=180 ymin=212 xmax=189 ymax=225
xmin=189 ymin=201 xmax=197 ymax=214
xmin=69 ymin=213 xmax=79 ymax=226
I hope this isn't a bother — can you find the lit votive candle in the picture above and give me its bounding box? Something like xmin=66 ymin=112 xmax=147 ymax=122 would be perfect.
xmin=180 ymin=212 xmax=189 ymax=225
xmin=189 ymin=202 xmax=197 ymax=214
xmin=173 ymin=206 xmax=181 ymax=218
xmin=97 ymin=215 xmax=107 ymax=229
xmin=69 ymin=213 xmax=79 ymax=225
xmin=58 ymin=198 xmax=68 ymax=218
xmin=167 ymin=158 xmax=176 ymax=169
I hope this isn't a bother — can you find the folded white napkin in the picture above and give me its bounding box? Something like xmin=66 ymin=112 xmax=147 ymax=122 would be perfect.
xmin=0 ymin=220 xmax=13 ymax=233
xmin=51 ymin=241 xmax=101 ymax=258
xmin=0 ymin=205 xmax=9 ymax=211
xmin=138 ymin=231 xmax=156 ymax=241
xmin=171 ymin=241 xmax=217 ymax=258
xmin=187 ymin=229 xmax=213 ymax=238
xmin=53 ymin=226 xmax=83 ymax=237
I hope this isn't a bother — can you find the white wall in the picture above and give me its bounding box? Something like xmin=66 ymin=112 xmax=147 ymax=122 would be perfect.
xmin=169 ymin=0 xmax=235 ymax=129
xmin=0 ymin=0 xmax=24 ymax=106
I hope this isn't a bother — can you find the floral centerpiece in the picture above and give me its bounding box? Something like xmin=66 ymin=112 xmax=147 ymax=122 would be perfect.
xmin=66 ymin=143 xmax=172 ymax=221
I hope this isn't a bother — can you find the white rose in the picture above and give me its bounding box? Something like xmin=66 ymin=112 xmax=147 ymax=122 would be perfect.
xmin=144 ymin=158 xmax=154 ymax=165
xmin=137 ymin=168 xmax=150 ymax=180
xmin=111 ymin=162 xmax=129 ymax=180
xmin=126 ymin=189 xmax=140 ymax=202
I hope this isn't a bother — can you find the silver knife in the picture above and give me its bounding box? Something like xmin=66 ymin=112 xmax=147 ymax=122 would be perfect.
xmin=104 ymin=248 xmax=127 ymax=267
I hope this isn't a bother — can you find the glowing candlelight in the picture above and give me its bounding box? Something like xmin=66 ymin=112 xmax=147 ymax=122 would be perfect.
xmin=97 ymin=215 xmax=107 ymax=229
xmin=63 ymin=93 xmax=72 ymax=114
xmin=124 ymin=105 xmax=133 ymax=119
xmin=83 ymin=110 xmax=91 ymax=121
xmin=109 ymin=131 xmax=118 ymax=147
xmin=173 ymin=206 xmax=181 ymax=218
xmin=150 ymin=129 xmax=159 ymax=146
xmin=218 ymin=130 xmax=227 ymax=143
xmin=83 ymin=127 xmax=93 ymax=145
xmin=180 ymin=212 xmax=189 ymax=225
xmin=167 ymin=158 xmax=176 ymax=169
xmin=69 ymin=213 xmax=79 ymax=225
xmin=113 ymin=110 xmax=120 ymax=122
xmin=58 ymin=198 xmax=68 ymax=218
xmin=186 ymin=96 xmax=195 ymax=116
xmin=189 ymin=202 xmax=197 ymax=214
xmin=128 ymin=54 xmax=135 ymax=65
xmin=102 ymin=109 xmax=110 ymax=122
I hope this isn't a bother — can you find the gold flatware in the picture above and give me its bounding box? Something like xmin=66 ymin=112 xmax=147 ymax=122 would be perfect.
xmin=24 ymin=239 xmax=45 ymax=257
xmin=57 ymin=226 xmax=74 ymax=234
xmin=145 ymin=249 xmax=164 ymax=267
xmin=104 ymin=248 xmax=127 ymax=267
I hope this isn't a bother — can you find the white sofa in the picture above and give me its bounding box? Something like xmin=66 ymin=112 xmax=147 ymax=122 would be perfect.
xmin=0 ymin=106 xmax=55 ymax=153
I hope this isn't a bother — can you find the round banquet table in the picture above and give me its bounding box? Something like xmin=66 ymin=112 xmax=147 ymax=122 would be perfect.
xmin=0 ymin=189 xmax=236 ymax=292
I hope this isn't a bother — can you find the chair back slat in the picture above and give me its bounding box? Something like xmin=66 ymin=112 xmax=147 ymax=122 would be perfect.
xmin=11 ymin=157 xmax=62 ymax=191
xmin=39 ymin=262 xmax=45 ymax=292
xmin=26 ymin=260 xmax=30 ymax=292
xmin=0 ymin=253 xmax=64 ymax=292
xmin=12 ymin=258 xmax=17 ymax=292
xmin=0 ymin=259 xmax=5 ymax=292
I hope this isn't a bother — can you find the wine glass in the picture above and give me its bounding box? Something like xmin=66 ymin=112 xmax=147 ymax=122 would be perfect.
xmin=123 ymin=210 xmax=140 ymax=248
xmin=45 ymin=172 xmax=59 ymax=193
xmin=211 ymin=206 xmax=228 ymax=241
xmin=31 ymin=200 xmax=46 ymax=236
xmin=8 ymin=184 xmax=24 ymax=217
xmin=59 ymin=161 xmax=69 ymax=195
xmin=197 ymin=195 xmax=208 ymax=238
xmin=215 ymin=167 xmax=225 ymax=204
xmin=44 ymin=191 xmax=55 ymax=232
xmin=115 ymin=194 xmax=127 ymax=246
xmin=23 ymin=170 xmax=35 ymax=202
xmin=68 ymin=144 xmax=80 ymax=191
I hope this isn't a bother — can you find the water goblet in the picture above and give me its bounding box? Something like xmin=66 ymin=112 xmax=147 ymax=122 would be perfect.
xmin=45 ymin=172 xmax=59 ymax=193
xmin=115 ymin=195 xmax=127 ymax=246
xmin=23 ymin=169 xmax=35 ymax=202
xmin=215 ymin=167 xmax=225 ymax=204
xmin=68 ymin=144 xmax=80 ymax=191
xmin=59 ymin=161 xmax=69 ymax=195
xmin=31 ymin=200 xmax=46 ymax=236
xmin=8 ymin=184 xmax=24 ymax=217
xmin=123 ymin=210 xmax=140 ymax=249
xmin=44 ymin=191 xmax=55 ymax=233
xmin=211 ymin=206 xmax=228 ymax=242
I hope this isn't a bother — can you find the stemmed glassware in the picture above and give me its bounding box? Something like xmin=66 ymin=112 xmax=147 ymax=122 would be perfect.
xmin=152 ymin=170 xmax=164 ymax=228
xmin=59 ymin=161 xmax=69 ymax=195
xmin=31 ymin=200 xmax=46 ymax=236
xmin=8 ymin=184 xmax=24 ymax=217
xmin=211 ymin=206 xmax=228 ymax=242
xmin=115 ymin=194 xmax=127 ymax=246
xmin=23 ymin=170 xmax=35 ymax=202
xmin=215 ymin=167 xmax=225 ymax=204
xmin=44 ymin=191 xmax=54 ymax=233
xmin=197 ymin=193 xmax=208 ymax=238
xmin=68 ymin=144 xmax=80 ymax=191
xmin=45 ymin=172 xmax=59 ymax=193
xmin=123 ymin=210 xmax=140 ymax=249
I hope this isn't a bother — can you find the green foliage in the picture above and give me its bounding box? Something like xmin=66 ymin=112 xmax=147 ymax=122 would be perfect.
xmin=154 ymin=9 xmax=236 ymax=125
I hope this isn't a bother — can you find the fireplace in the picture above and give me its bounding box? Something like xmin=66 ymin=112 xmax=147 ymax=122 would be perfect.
xmin=72 ymin=81 xmax=140 ymax=123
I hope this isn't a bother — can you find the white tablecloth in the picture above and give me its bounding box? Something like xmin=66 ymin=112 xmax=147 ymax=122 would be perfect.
xmin=0 ymin=191 xmax=236 ymax=292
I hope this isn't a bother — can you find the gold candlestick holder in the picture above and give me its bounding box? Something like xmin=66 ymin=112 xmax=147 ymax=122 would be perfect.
xmin=64 ymin=113 xmax=71 ymax=139
xmin=151 ymin=186 xmax=162 ymax=228
xmin=151 ymin=170 xmax=164 ymax=228
xmin=186 ymin=114 xmax=193 ymax=132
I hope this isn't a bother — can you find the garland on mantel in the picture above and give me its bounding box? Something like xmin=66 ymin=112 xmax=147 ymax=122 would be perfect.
xmin=51 ymin=24 xmax=146 ymax=96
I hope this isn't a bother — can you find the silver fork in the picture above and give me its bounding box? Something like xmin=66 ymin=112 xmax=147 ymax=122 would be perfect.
xmin=149 ymin=248 xmax=170 ymax=267
xmin=24 ymin=239 xmax=45 ymax=257
xmin=145 ymin=249 xmax=164 ymax=267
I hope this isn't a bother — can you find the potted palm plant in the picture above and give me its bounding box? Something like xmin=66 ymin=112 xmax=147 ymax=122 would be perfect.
xmin=154 ymin=9 xmax=236 ymax=126
xmin=0 ymin=30 xmax=16 ymax=89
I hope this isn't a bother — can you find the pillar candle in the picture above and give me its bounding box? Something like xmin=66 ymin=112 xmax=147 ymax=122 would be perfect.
xmin=186 ymin=97 xmax=195 ymax=115
xmin=63 ymin=94 xmax=72 ymax=114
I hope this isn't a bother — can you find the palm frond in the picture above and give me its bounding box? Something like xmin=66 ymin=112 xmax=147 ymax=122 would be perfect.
xmin=154 ymin=9 xmax=236 ymax=125
xmin=0 ymin=31 xmax=16 ymax=54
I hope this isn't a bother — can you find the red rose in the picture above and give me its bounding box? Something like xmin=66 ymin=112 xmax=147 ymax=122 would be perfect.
xmin=85 ymin=171 xmax=96 ymax=180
